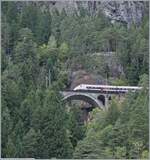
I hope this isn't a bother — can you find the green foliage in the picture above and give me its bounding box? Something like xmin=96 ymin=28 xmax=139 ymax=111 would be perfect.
xmin=59 ymin=42 xmax=70 ymax=61
xmin=2 ymin=2 xmax=20 ymax=54
xmin=68 ymin=106 xmax=86 ymax=148
xmin=105 ymin=99 xmax=120 ymax=126
xmin=117 ymin=22 xmax=149 ymax=85
xmin=37 ymin=35 xmax=60 ymax=83
xmin=110 ymin=77 xmax=128 ymax=86
xmin=14 ymin=28 xmax=39 ymax=90
xmin=74 ymin=87 xmax=149 ymax=159
xmin=22 ymin=128 xmax=39 ymax=157
xmin=4 ymin=137 xmax=16 ymax=157
xmin=47 ymin=35 xmax=57 ymax=49
xmin=20 ymin=4 xmax=51 ymax=45
xmin=139 ymin=73 xmax=149 ymax=88
xmin=1 ymin=1 xmax=149 ymax=159
xmin=141 ymin=150 xmax=149 ymax=159
xmin=1 ymin=105 xmax=13 ymax=157
xmin=115 ymin=146 xmax=126 ymax=159
xmin=32 ymin=90 xmax=73 ymax=158
xmin=73 ymin=138 xmax=107 ymax=159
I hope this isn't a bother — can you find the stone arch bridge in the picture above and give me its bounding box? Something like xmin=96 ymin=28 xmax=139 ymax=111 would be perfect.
xmin=60 ymin=90 xmax=113 ymax=110
xmin=60 ymin=83 xmax=141 ymax=110
xmin=60 ymin=84 xmax=141 ymax=122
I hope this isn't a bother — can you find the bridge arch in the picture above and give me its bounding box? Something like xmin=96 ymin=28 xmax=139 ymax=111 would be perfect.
xmin=62 ymin=92 xmax=105 ymax=110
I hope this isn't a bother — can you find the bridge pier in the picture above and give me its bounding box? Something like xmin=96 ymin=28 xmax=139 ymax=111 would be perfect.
xmin=104 ymin=95 xmax=109 ymax=110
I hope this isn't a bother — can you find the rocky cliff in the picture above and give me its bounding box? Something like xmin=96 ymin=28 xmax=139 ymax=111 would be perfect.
xmin=17 ymin=1 xmax=148 ymax=28
xmin=37 ymin=1 xmax=149 ymax=28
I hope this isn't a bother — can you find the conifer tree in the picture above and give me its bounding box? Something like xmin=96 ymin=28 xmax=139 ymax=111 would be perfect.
xmin=31 ymin=89 xmax=73 ymax=158
xmin=14 ymin=28 xmax=39 ymax=90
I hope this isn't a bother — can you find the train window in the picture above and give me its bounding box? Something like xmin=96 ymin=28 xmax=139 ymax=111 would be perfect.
xmin=87 ymin=87 xmax=93 ymax=89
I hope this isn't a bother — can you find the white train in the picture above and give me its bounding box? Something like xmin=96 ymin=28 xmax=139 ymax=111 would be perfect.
xmin=73 ymin=84 xmax=142 ymax=93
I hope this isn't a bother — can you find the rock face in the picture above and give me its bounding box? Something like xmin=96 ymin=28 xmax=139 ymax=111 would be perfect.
xmin=69 ymin=70 xmax=106 ymax=90
xmin=99 ymin=1 xmax=148 ymax=28
xmin=39 ymin=1 xmax=148 ymax=28
xmin=16 ymin=1 xmax=148 ymax=27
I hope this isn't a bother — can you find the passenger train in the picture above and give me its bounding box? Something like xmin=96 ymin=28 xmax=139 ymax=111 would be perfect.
xmin=73 ymin=84 xmax=142 ymax=93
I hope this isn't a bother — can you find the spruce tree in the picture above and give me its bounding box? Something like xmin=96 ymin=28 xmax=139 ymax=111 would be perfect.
xmin=14 ymin=28 xmax=39 ymax=90
xmin=32 ymin=89 xmax=73 ymax=158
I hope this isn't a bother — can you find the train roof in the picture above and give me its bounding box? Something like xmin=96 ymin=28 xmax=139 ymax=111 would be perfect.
xmin=79 ymin=84 xmax=142 ymax=89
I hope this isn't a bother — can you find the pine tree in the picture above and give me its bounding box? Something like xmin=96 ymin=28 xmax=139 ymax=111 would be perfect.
xmin=14 ymin=28 xmax=39 ymax=90
xmin=105 ymin=99 xmax=120 ymax=126
xmin=68 ymin=106 xmax=86 ymax=148
xmin=22 ymin=128 xmax=39 ymax=158
xmin=35 ymin=10 xmax=51 ymax=44
xmin=32 ymin=89 xmax=73 ymax=158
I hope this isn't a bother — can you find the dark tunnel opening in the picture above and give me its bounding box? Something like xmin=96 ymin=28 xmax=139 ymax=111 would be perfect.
xmin=97 ymin=95 xmax=105 ymax=106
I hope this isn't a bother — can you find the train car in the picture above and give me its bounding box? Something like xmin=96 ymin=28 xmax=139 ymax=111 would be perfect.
xmin=73 ymin=84 xmax=142 ymax=92
xmin=74 ymin=84 xmax=87 ymax=91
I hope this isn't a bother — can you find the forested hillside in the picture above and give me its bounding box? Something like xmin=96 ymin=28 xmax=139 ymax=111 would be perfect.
xmin=1 ymin=1 xmax=149 ymax=159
